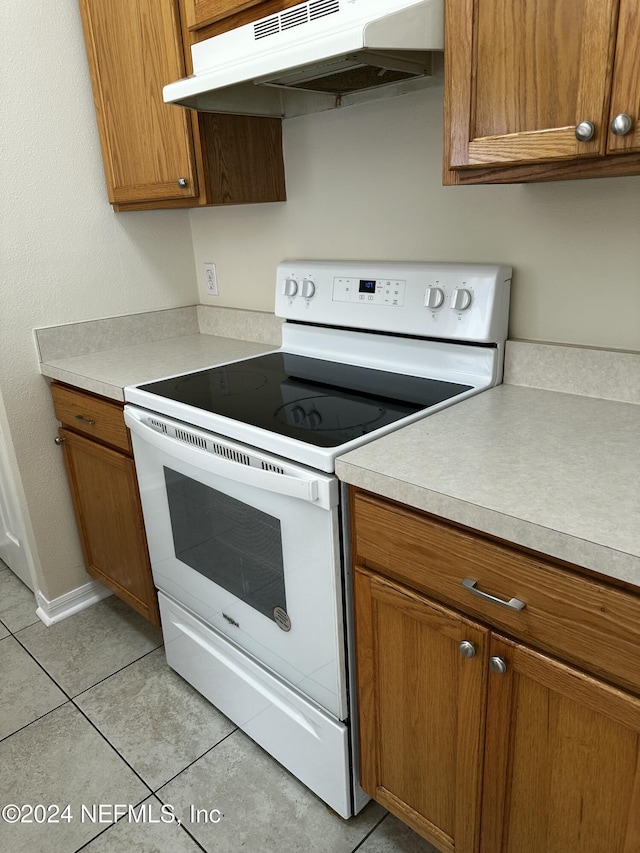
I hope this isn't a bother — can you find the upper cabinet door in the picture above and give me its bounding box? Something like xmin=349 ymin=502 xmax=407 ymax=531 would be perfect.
xmin=79 ymin=0 xmax=198 ymax=205
xmin=446 ymin=0 xmax=620 ymax=169
xmin=607 ymin=0 xmax=640 ymax=154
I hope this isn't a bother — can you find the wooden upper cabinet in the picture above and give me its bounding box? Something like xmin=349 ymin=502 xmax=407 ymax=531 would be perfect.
xmin=78 ymin=0 xmax=286 ymax=210
xmin=444 ymin=0 xmax=640 ymax=183
xmin=186 ymin=0 xmax=264 ymax=30
xmin=79 ymin=0 xmax=199 ymax=206
xmin=607 ymin=0 xmax=640 ymax=154
xmin=186 ymin=0 xmax=302 ymax=39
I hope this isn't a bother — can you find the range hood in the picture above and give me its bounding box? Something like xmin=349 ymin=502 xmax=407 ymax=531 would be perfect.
xmin=164 ymin=0 xmax=444 ymax=118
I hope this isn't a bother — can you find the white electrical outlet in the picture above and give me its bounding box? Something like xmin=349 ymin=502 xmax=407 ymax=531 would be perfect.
xmin=204 ymin=262 xmax=218 ymax=295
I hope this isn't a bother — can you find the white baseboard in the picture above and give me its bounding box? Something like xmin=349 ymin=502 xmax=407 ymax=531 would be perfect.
xmin=36 ymin=579 xmax=112 ymax=626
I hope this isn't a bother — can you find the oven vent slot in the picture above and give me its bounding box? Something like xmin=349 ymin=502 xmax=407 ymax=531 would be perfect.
xmin=148 ymin=418 xmax=286 ymax=473
xmin=149 ymin=418 xmax=168 ymax=434
xmin=174 ymin=428 xmax=207 ymax=450
xmin=210 ymin=442 xmax=251 ymax=467
xmin=261 ymin=461 xmax=286 ymax=475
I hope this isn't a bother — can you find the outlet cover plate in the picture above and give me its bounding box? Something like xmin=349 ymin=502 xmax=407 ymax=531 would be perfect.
xmin=204 ymin=263 xmax=218 ymax=295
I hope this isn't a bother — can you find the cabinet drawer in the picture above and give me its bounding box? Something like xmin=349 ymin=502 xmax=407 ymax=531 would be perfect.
xmin=352 ymin=489 xmax=640 ymax=696
xmin=51 ymin=384 xmax=131 ymax=453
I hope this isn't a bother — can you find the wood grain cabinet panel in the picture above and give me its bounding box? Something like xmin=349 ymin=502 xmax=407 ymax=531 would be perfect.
xmin=352 ymin=489 xmax=640 ymax=697
xmin=78 ymin=0 xmax=286 ymax=210
xmin=443 ymin=0 xmax=640 ymax=184
xmin=186 ymin=0 xmax=301 ymax=39
xmin=53 ymin=383 xmax=160 ymax=626
xmin=185 ymin=0 xmax=264 ymax=29
xmin=51 ymin=383 xmax=131 ymax=453
xmin=607 ymin=0 xmax=640 ymax=155
xmin=355 ymin=569 xmax=488 ymax=853
xmin=351 ymin=487 xmax=640 ymax=853
xmin=481 ymin=635 xmax=640 ymax=853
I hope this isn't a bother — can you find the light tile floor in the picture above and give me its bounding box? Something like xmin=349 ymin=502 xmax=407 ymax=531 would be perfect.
xmin=0 ymin=562 xmax=440 ymax=853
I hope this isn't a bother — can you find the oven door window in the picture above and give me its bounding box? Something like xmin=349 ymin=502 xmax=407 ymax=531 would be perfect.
xmin=164 ymin=468 xmax=287 ymax=626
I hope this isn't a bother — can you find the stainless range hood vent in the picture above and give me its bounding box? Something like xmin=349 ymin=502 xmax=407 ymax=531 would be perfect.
xmin=164 ymin=0 xmax=444 ymax=118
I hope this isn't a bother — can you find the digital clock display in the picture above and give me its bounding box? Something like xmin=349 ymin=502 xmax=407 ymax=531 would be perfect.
xmin=359 ymin=279 xmax=376 ymax=293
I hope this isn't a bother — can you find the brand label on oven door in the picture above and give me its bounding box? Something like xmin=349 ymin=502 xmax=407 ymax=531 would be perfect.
xmin=222 ymin=613 xmax=240 ymax=629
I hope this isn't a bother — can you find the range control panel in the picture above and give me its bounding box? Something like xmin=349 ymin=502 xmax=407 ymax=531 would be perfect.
xmin=332 ymin=277 xmax=406 ymax=307
xmin=275 ymin=261 xmax=513 ymax=343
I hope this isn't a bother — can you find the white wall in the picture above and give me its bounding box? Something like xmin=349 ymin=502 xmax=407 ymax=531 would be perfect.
xmin=1 ymin=0 xmax=198 ymax=600
xmin=191 ymin=86 xmax=640 ymax=352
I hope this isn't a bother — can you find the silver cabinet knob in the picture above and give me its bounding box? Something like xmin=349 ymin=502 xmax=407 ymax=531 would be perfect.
xmin=611 ymin=113 xmax=633 ymax=136
xmin=459 ymin=640 xmax=477 ymax=659
xmin=575 ymin=121 xmax=595 ymax=142
xmin=54 ymin=436 xmax=64 ymax=445
xmin=177 ymin=177 xmax=188 ymax=188
xmin=489 ymin=656 xmax=508 ymax=675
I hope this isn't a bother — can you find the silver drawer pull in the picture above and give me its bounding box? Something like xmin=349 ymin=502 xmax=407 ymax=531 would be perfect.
xmin=461 ymin=578 xmax=526 ymax=611
xmin=75 ymin=414 xmax=96 ymax=426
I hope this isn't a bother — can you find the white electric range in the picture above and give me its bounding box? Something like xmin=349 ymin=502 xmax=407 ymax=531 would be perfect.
xmin=124 ymin=260 xmax=512 ymax=818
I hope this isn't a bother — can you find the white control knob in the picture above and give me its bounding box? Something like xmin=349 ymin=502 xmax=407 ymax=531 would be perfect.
xmin=451 ymin=288 xmax=472 ymax=311
xmin=424 ymin=287 xmax=444 ymax=309
xmin=283 ymin=278 xmax=298 ymax=297
xmin=301 ymin=279 xmax=316 ymax=299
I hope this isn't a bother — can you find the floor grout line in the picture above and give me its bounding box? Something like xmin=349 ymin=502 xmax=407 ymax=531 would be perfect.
xmin=0 ymin=590 xmax=402 ymax=853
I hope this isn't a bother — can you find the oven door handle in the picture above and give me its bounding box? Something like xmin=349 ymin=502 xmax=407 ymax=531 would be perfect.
xmin=125 ymin=407 xmax=322 ymax=504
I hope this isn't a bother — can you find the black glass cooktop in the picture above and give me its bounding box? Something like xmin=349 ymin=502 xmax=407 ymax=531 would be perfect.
xmin=139 ymin=352 xmax=472 ymax=448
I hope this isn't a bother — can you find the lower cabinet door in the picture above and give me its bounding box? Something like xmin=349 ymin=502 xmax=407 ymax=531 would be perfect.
xmin=481 ymin=634 xmax=640 ymax=853
xmin=60 ymin=427 xmax=160 ymax=626
xmin=354 ymin=567 xmax=489 ymax=853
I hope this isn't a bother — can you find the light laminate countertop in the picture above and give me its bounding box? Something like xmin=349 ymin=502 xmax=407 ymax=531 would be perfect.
xmin=336 ymin=382 xmax=640 ymax=588
xmin=39 ymin=333 xmax=277 ymax=402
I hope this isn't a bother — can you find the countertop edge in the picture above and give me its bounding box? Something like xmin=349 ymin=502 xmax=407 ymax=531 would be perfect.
xmin=40 ymin=364 xmax=125 ymax=402
xmin=336 ymin=459 xmax=640 ymax=589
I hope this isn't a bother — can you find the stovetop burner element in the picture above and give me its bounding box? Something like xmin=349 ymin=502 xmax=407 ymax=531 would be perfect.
xmin=275 ymin=394 xmax=387 ymax=436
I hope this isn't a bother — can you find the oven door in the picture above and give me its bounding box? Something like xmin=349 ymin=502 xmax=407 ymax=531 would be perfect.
xmin=124 ymin=405 xmax=346 ymax=720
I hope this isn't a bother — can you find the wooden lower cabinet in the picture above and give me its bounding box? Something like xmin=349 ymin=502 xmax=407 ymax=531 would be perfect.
xmin=352 ymin=490 xmax=640 ymax=853
xmin=52 ymin=384 xmax=160 ymax=626
xmin=481 ymin=635 xmax=640 ymax=853
xmin=355 ymin=570 xmax=488 ymax=853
